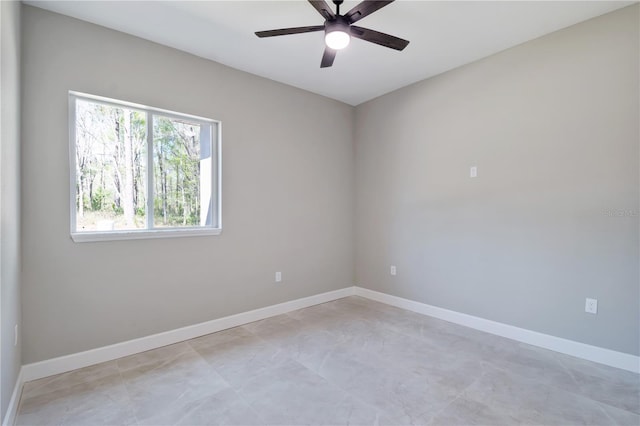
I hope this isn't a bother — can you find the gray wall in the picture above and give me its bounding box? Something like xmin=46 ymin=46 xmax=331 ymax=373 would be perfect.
xmin=1 ymin=0 xmax=22 ymax=418
xmin=355 ymin=5 xmax=639 ymax=356
xmin=20 ymin=3 xmax=639 ymax=366
xmin=21 ymin=6 xmax=355 ymax=364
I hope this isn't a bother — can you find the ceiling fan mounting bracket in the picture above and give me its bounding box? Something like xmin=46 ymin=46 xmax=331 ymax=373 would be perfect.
xmin=333 ymin=0 xmax=344 ymax=15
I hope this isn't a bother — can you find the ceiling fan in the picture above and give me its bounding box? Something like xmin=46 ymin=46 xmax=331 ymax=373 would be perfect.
xmin=255 ymin=0 xmax=409 ymax=68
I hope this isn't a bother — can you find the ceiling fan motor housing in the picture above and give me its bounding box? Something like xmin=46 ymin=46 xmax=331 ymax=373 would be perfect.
xmin=325 ymin=15 xmax=351 ymax=37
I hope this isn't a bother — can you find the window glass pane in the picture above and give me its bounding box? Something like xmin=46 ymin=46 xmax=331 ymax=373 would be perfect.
xmin=153 ymin=116 xmax=208 ymax=228
xmin=75 ymin=99 xmax=147 ymax=232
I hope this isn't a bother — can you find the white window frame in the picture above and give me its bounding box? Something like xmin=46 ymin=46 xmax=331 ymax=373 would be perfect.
xmin=69 ymin=91 xmax=222 ymax=242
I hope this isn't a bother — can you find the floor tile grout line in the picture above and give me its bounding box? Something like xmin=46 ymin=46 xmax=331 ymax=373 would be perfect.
xmin=224 ymin=323 xmax=383 ymax=425
xmin=369 ymin=299 xmax=640 ymax=417
xmin=14 ymin=297 xmax=640 ymax=425
xmin=120 ymin=341 xmax=233 ymax=426
xmin=202 ymin=321 xmax=322 ymax=425
xmin=292 ymin=335 xmax=406 ymax=423
xmin=305 ymin=359 xmax=395 ymax=424
xmin=269 ymin=300 xmax=516 ymax=402
xmin=330 ymin=298 xmax=640 ymax=417
xmin=239 ymin=315 xmax=393 ymax=424
xmin=597 ymin=400 xmax=625 ymax=426
xmin=480 ymin=345 xmax=640 ymax=417
xmin=114 ymin=360 xmax=140 ymax=426
xmin=421 ymin=362 xmax=494 ymax=425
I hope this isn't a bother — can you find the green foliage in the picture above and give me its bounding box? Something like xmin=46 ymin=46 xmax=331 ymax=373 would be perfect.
xmin=75 ymin=99 xmax=204 ymax=231
xmin=81 ymin=194 xmax=90 ymax=211
xmin=91 ymin=187 xmax=109 ymax=211
xmin=153 ymin=116 xmax=201 ymax=227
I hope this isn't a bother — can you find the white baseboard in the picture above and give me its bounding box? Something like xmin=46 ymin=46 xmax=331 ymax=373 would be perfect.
xmin=16 ymin=283 xmax=638 ymax=398
xmin=21 ymin=287 xmax=356 ymax=383
xmin=354 ymin=287 xmax=640 ymax=374
xmin=2 ymin=367 xmax=23 ymax=426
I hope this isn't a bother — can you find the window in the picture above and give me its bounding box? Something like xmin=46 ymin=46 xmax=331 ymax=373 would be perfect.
xmin=69 ymin=92 xmax=221 ymax=242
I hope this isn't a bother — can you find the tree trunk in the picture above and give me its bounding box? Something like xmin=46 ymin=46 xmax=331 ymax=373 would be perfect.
xmin=113 ymin=113 xmax=121 ymax=209
xmin=122 ymin=111 xmax=135 ymax=226
xmin=100 ymin=167 xmax=105 ymax=210
xmin=175 ymin=168 xmax=180 ymax=215
xmin=78 ymin=178 xmax=84 ymax=218
xmin=157 ymin=143 xmax=167 ymax=224
xmin=182 ymin=183 xmax=187 ymax=225
xmin=88 ymin=166 xmax=93 ymax=210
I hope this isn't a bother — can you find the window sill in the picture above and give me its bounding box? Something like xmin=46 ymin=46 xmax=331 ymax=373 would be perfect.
xmin=71 ymin=227 xmax=222 ymax=243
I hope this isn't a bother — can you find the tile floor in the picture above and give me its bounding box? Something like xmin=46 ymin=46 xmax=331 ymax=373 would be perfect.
xmin=15 ymin=296 xmax=640 ymax=425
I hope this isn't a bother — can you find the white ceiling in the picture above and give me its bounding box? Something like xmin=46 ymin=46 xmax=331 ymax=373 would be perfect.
xmin=26 ymin=1 xmax=634 ymax=105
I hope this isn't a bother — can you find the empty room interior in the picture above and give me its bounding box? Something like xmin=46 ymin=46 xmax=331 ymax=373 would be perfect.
xmin=1 ymin=0 xmax=639 ymax=425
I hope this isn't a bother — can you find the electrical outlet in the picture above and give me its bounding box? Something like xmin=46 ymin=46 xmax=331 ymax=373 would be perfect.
xmin=14 ymin=324 xmax=18 ymax=346
xmin=275 ymin=271 xmax=282 ymax=283
xmin=390 ymin=265 xmax=396 ymax=276
xmin=585 ymin=298 xmax=598 ymax=314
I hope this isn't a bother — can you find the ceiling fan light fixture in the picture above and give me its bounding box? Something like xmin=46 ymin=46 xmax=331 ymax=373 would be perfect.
xmin=324 ymin=19 xmax=350 ymax=50
xmin=325 ymin=30 xmax=350 ymax=50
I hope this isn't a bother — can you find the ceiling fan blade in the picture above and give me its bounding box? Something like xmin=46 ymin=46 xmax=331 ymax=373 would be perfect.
xmin=350 ymin=25 xmax=409 ymax=51
xmin=320 ymin=47 xmax=337 ymax=68
xmin=308 ymin=0 xmax=336 ymax=20
xmin=344 ymin=1 xmax=394 ymax=24
xmin=255 ymin=25 xmax=325 ymax=38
